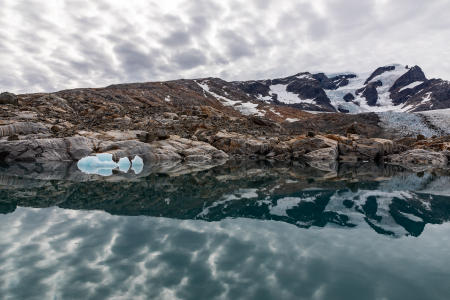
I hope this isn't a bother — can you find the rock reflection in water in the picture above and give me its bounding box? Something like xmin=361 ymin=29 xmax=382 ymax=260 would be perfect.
xmin=1 ymin=161 xmax=449 ymax=237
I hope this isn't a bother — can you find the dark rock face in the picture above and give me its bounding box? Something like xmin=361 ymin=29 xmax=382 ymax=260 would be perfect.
xmin=312 ymin=73 xmax=336 ymax=89
xmin=403 ymin=79 xmax=450 ymax=111
xmin=390 ymin=65 xmax=427 ymax=92
xmin=356 ymin=80 xmax=382 ymax=106
xmin=338 ymin=107 xmax=350 ymax=113
xmin=343 ymin=93 xmax=355 ymax=102
xmin=0 ymin=92 xmax=18 ymax=105
xmin=312 ymin=73 xmax=355 ymax=90
xmin=286 ymin=80 xmax=335 ymax=111
xmin=236 ymin=74 xmax=336 ymax=112
xmin=365 ymin=65 xmax=396 ymax=84
xmin=235 ymin=81 xmax=270 ymax=97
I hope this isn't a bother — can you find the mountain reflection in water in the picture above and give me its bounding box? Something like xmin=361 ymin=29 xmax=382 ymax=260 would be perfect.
xmin=1 ymin=161 xmax=449 ymax=237
xmin=0 ymin=161 xmax=449 ymax=299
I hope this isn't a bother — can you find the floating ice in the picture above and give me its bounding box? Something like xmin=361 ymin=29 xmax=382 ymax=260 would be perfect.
xmin=77 ymin=154 xmax=143 ymax=176
xmin=131 ymin=155 xmax=144 ymax=174
xmin=118 ymin=157 xmax=131 ymax=172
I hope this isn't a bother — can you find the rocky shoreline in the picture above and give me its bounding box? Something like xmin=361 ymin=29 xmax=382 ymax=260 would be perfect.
xmin=1 ymin=89 xmax=449 ymax=173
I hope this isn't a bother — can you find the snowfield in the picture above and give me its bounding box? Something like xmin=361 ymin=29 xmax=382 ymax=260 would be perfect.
xmin=326 ymin=64 xmax=411 ymax=113
xmin=268 ymin=84 xmax=316 ymax=105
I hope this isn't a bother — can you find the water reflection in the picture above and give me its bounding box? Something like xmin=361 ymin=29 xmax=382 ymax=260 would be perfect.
xmin=0 ymin=161 xmax=450 ymax=299
xmin=0 ymin=207 xmax=449 ymax=300
xmin=1 ymin=161 xmax=449 ymax=237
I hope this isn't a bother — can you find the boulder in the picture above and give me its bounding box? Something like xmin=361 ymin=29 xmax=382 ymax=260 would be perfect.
xmin=386 ymin=149 xmax=448 ymax=171
xmin=0 ymin=92 xmax=18 ymax=105
xmin=290 ymin=135 xmax=338 ymax=164
xmin=338 ymin=137 xmax=395 ymax=162
xmin=211 ymin=131 xmax=274 ymax=156
xmin=343 ymin=93 xmax=355 ymax=102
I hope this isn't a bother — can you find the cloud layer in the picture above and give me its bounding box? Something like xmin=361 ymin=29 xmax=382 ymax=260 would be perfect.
xmin=1 ymin=0 xmax=450 ymax=93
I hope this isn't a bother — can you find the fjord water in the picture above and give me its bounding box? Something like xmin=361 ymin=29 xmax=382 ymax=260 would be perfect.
xmin=1 ymin=161 xmax=449 ymax=300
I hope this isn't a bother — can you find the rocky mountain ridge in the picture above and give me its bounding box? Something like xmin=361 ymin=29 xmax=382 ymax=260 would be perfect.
xmin=235 ymin=64 xmax=450 ymax=113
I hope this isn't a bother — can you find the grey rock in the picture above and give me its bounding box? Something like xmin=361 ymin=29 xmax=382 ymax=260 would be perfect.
xmin=0 ymin=92 xmax=18 ymax=105
xmin=386 ymin=149 xmax=448 ymax=171
xmin=0 ymin=122 xmax=48 ymax=137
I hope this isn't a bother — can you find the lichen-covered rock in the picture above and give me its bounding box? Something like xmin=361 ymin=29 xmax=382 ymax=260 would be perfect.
xmin=211 ymin=131 xmax=275 ymax=156
xmin=338 ymin=137 xmax=396 ymax=162
xmin=386 ymin=149 xmax=448 ymax=171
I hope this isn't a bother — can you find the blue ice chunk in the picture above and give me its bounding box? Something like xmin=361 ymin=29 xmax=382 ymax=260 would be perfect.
xmin=77 ymin=154 xmax=118 ymax=176
xmin=77 ymin=153 xmax=143 ymax=176
xmin=118 ymin=157 xmax=131 ymax=172
xmin=131 ymin=155 xmax=144 ymax=174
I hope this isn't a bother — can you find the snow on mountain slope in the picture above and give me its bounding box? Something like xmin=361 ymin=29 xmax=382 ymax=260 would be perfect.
xmin=268 ymin=84 xmax=316 ymax=105
xmin=325 ymin=64 xmax=411 ymax=113
xmin=239 ymin=64 xmax=449 ymax=114
xmin=196 ymin=80 xmax=265 ymax=116
xmin=399 ymin=81 xmax=424 ymax=92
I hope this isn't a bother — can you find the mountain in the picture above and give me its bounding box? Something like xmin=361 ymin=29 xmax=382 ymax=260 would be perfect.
xmin=234 ymin=64 xmax=450 ymax=113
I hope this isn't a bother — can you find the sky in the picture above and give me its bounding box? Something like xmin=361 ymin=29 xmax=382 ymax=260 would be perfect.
xmin=1 ymin=0 xmax=450 ymax=93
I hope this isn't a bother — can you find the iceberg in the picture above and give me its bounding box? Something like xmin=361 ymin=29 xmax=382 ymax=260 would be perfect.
xmin=131 ymin=155 xmax=144 ymax=174
xmin=77 ymin=154 xmax=143 ymax=176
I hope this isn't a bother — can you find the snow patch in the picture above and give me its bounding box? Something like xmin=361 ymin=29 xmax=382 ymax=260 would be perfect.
xmin=421 ymin=92 xmax=432 ymax=103
xmin=285 ymin=118 xmax=300 ymax=122
xmin=196 ymin=80 xmax=264 ymax=116
xmin=399 ymin=81 xmax=423 ymax=92
xmin=269 ymin=84 xmax=316 ymax=105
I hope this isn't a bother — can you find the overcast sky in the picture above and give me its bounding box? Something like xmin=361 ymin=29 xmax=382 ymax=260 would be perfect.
xmin=1 ymin=0 xmax=450 ymax=93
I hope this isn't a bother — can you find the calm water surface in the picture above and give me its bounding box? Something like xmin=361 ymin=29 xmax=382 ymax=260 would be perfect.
xmin=1 ymin=161 xmax=449 ymax=300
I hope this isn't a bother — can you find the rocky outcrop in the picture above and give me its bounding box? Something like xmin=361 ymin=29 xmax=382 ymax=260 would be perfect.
xmin=356 ymin=80 xmax=382 ymax=106
xmin=0 ymin=134 xmax=228 ymax=167
xmin=337 ymin=136 xmax=396 ymax=162
xmin=390 ymin=66 xmax=427 ymax=92
xmin=0 ymin=92 xmax=18 ymax=105
xmin=0 ymin=122 xmax=49 ymax=137
xmin=364 ymin=65 xmax=396 ymax=84
xmin=0 ymin=136 xmax=96 ymax=162
xmin=343 ymin=93 xmax=355 ymax=102
xmin=386 ymin=149 xmax=448 ymax=171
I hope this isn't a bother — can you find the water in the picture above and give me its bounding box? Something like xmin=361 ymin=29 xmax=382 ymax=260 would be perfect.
xmin=1 ymin=161 xmax=449 ymax=300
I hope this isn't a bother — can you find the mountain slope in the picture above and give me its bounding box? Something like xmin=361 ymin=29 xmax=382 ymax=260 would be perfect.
xmin=236 ymin=64 xmax=450 ymax=113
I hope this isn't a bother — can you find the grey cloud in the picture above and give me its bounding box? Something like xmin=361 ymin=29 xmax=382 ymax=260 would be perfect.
xmin=160 ymin=30 xmax=191 ymax=47
xmin=1 ymin=0 xmax=450 ymax=93
xmin=219 ymin=30 xmax=254 ymax=59
xmin=113 ymin=41 xmax=156 ymax=78
xmin=172 ymin=48 xmax=207 ymax=69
